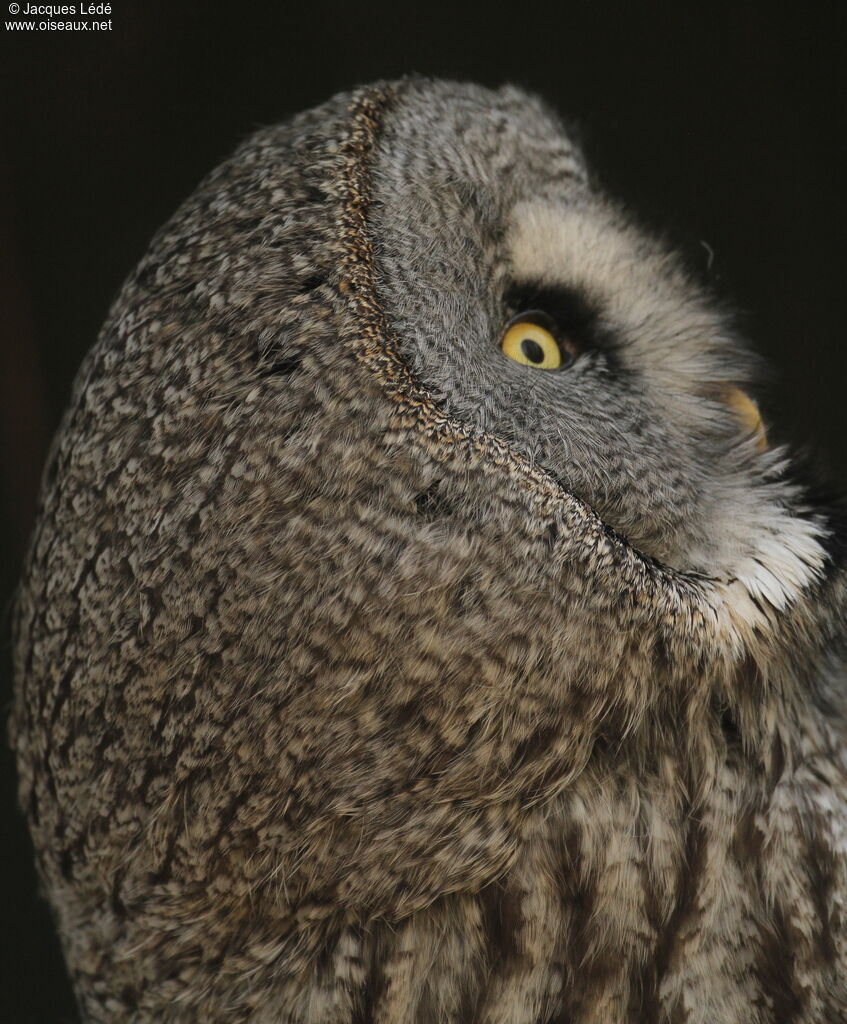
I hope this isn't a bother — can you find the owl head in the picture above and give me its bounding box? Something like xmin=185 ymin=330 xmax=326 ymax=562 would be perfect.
xmin=368 ymin=79 xmax=838 ymax=604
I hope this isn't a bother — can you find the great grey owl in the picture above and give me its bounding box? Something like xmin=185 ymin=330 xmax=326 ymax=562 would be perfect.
xmin=11 ymin=78 xmax=847 ymax=1023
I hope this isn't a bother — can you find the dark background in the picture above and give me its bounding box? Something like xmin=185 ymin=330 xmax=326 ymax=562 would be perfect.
xmin=1 ymin=4 xmax=844 ymax=1020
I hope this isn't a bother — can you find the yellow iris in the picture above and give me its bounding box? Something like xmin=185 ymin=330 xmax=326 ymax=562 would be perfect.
xmin=500 ymin=321 xmax=562 ymax=370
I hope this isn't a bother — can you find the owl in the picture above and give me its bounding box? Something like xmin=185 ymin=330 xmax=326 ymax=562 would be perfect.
xmin=11 ymin=78 xmax=847 ymax=1024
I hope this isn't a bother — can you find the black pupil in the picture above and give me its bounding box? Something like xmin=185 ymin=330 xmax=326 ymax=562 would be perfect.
xmin=520 ymin=337 xmax=546 ymax=364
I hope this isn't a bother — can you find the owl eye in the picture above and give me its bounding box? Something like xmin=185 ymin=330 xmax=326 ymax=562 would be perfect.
xmin=500 ymin=315 xmax=575 ymax=370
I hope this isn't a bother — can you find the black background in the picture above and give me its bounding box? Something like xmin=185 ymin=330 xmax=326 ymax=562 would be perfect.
xmin=1 ymin=4 xmax=844 ymax=1020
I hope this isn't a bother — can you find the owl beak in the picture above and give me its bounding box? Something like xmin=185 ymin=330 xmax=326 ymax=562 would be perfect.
xmin=724 ymin=386 xmax=767 ymax=452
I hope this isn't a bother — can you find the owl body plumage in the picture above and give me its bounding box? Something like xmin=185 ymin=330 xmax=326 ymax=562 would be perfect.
xmin=11 ymin=81 xmax=847 ymax=1022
